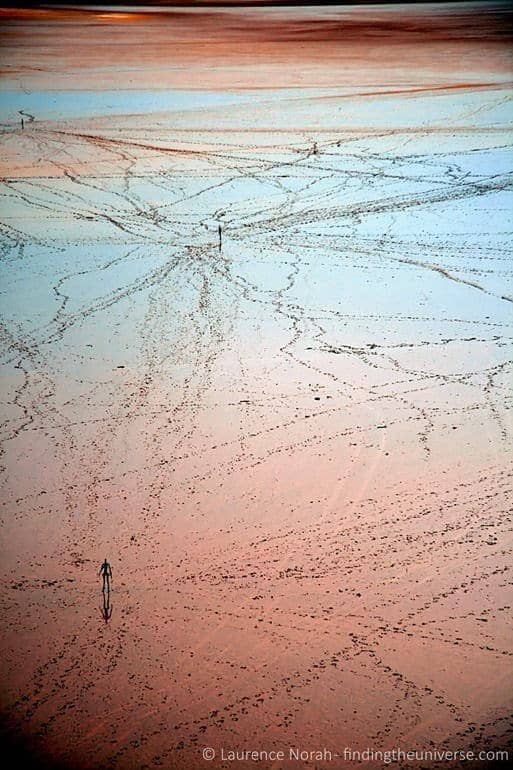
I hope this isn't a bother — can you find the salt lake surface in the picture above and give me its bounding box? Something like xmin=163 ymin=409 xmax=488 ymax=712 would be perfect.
xmin=1 ymin=4 xmax=512 ymax=769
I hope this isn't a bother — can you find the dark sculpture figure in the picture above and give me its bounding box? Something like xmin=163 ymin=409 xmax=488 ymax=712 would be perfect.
xmin=99 ymin=558 xmax=112 ymax=593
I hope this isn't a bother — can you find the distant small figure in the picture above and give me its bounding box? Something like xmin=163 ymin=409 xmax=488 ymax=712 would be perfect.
xmin=313 ymin=141 xmax=318 ymax=156
xmin=21 ymin=117 xmax=24 ymax=131
xmin=99 ymin=558 xmax=112 ymax=593
xmin=218 ymin=223 xmax=222 ymax=252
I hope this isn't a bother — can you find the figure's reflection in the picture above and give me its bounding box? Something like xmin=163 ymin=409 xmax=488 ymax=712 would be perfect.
xmin=101 ymin=589 xmax=113 ymax=623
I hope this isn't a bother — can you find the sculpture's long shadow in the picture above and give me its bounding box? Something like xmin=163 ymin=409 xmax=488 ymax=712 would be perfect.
xmin=101 ymin=588 xmax=113 ymax=624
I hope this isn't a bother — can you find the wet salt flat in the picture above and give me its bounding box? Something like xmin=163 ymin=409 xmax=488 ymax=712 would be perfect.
xmin=1 ymin=4 xmax=513 ymax=770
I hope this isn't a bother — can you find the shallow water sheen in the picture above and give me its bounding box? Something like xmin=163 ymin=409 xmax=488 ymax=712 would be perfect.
xmin=0 ymin=4 xmax=512 ymax=769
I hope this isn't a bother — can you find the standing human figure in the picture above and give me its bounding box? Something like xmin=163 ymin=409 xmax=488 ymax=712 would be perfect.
xmin=99 ymin=558 xmax=112 ymax=592
xmin=21 ymin=117 xmax=24 ymax=131
xmin=218 ymin=223 xmax=222 ymax=252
